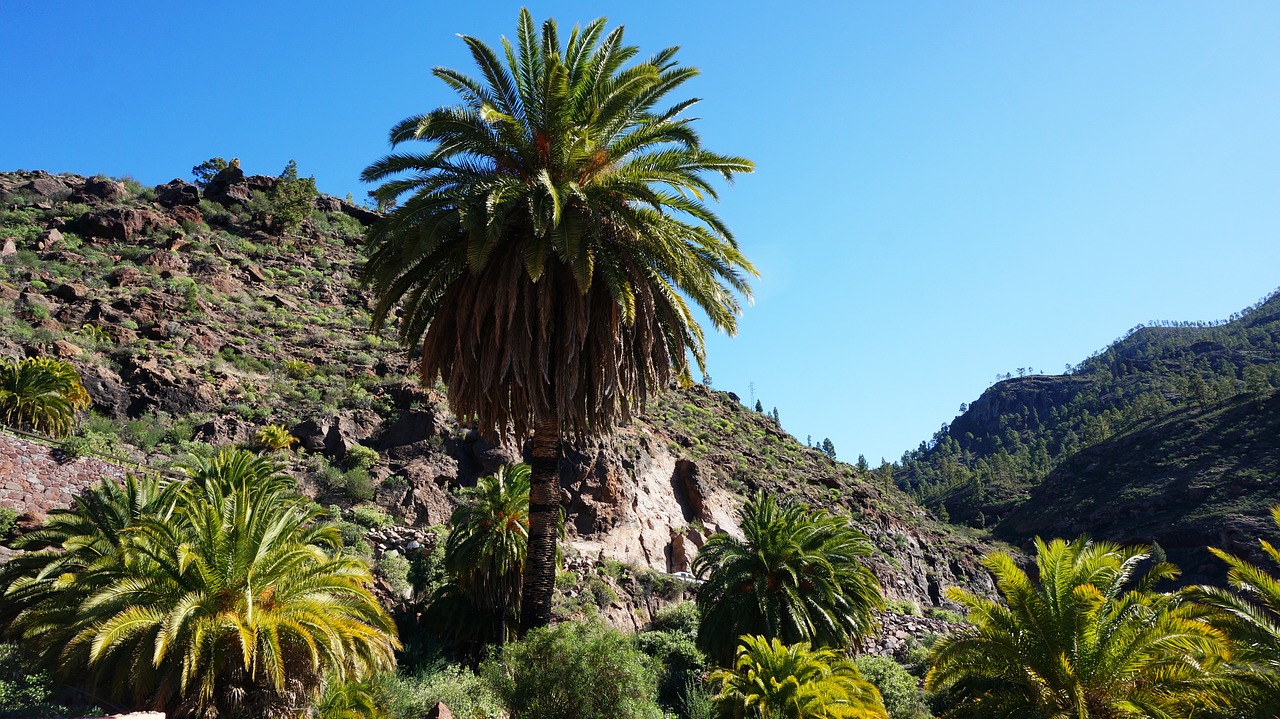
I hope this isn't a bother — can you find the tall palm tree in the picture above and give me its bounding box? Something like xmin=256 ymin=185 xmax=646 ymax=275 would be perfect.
xmin=710 ymin=635 xmax=887 ymax=719
xmin=693 ymin=492 xmax=884 ymax=665
xmin=1188 ymin=505 xmax=1280 ymax=715
xmin=2 ymin=448 xmax=398 ymax=717
xmin=439 ymin=463 xmax=531 ymax=644
xmin=0 ymin=356 xmax=91 ymax=437
xmin=926 ymin=537 xmax=1232 ymax=719
xmin=361 ymin=9 xmax=755 ymax=633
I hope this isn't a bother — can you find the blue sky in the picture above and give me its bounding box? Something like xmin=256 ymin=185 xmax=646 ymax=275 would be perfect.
xmin=4 ymin=2 xmax=1279 ymax=462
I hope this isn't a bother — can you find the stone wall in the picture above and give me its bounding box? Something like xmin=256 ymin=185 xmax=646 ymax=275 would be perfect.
xmin=0 ymin=431 xmax=127 ymax=519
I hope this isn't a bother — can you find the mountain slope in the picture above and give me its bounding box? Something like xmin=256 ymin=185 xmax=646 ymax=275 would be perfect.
xmin=896 ymin=285 xmax=1280 ymax=578
xmin=0 ymin=167 xmax=997 ymax=614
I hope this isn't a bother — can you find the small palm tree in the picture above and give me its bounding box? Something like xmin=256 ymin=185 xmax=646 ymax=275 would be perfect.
xmin=926 ymin=536 xmax=1232 ymax=719
xmin=710 ymin=635 xmax=887 ymax=719
xmin=361 ymin=9 xmax=755 ymax=634
xmin=439 ymin=463 xmax=532 ymax=644
xmin=1 ymin=448 xmax=398 ymax=717
xmin=1189 ymin=505 xmax=1280 ymax=715
xmin=255 ymin=423 xmax=299 ymax=452
xmin=693 ymin=492 xmax=883 ymax=665
xmin=0 ymin=356 xmax=91 ymax=437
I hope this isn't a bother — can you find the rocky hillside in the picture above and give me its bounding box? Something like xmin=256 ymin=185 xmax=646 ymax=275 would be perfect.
xmin=998 ymin=388 xmax=1280 ymax=584
xmin=897 ymin=285 xmax=1280 ymax=582
xmin=0 ymin=167 xmax=997 ymax=619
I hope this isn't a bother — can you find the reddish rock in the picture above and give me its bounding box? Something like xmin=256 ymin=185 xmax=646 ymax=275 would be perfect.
xmin=52 ymin=339 xmax=82 ymax=358
xmin=155 ymin=177 xmax=200 ymax=207
xmin=80 ymin=207 xmax=173 ymax=241
xmin=168 ymin=204 xmax=203 ymax=226
xmin=70 ymin=177 xmax=125 ymax=204
xmin=108 ymin=266 xmax=143 ymax=287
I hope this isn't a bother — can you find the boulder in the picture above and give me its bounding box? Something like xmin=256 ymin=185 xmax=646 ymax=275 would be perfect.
xmin=79 ymin=207 xmax=172 ymax=241
xmin=314 ymin=195 xmax=342 ymax=213
xmin=108 ymin=266 xmax=143 ymax=287
xmin=37 ymin=227 xmax=63 ymax=250
xmin=52 ymin=281 xmax=89 ymax=302
xmin=203 ymin=166 xmax=251 ymax=206
xmin=292 ymin=410 xmax=382 ymax=461
xmin=155 ymin=178 xmax=200 ymax=207
xmin=1 ymin=238 xmax=15 ymax=257
xmin=168 ymin=204 xmax=203 ymax=226
xmin=20 ymin=175 xmax=68 ymax=199
xmin=142 ymin=249 xmax=188 ymax=274
xmin=52 ymin=339 xmax=82 ymax=358
xmin=193 ymin=416 xmax=256 ymax=446
xmin=426 ymin=702 xmax=454 ymax=719
xmin=70 ymin=177 xmax=125 ymax=204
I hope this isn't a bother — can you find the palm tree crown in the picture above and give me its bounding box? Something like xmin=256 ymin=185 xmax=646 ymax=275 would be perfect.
xmin=710 ymin=635 xmax=887 ymax=719
xmin=436 ymin=462 xmax=532 ymax=644
xmin=926 ymin=536 xmax=1231 ymax=719
xmin=1 ymin=448 xmax=398 ymax=717
xmin=693 ymin=492 xmax=884 ymax=665
xmin=361 ymin=8 xmax=755 ymax=439
xmin=0 ymin=356 xmax=91 ymax=437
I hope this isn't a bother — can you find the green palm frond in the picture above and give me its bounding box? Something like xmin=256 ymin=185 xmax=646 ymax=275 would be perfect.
xmin=0 ymin=448 xmax=398 ymax=716
xmin=711 ymin=635 xmax=888 ymax=719
xmin=927 ymin=536 xmax=1233 ymax=718
xmin=0 ymin=356 xmax=91 ymax=437
xmin=694 ymin=492 xmax=884 ymax=666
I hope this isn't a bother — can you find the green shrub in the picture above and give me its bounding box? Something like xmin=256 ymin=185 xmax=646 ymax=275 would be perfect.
xmin=379 ymin=664 xmax=502 ymax=719
xmin=377 ymin=554 xmax=412 ymax=597
xmin=855 ymin=656 xmax=933 ymax=719
xmin=0 ymin=507 xmax=17 ymax=541
xmin=346 ymin=444 xmax=380 ymax=471
xmin=351 ymin=502 xmax=393 ymax=529
xmin=925 ymin=606 xmax=966 ymax=624
xmin=344 ymin=469 xmax=374 ymax=500
xmin=886 ymin=599 xmax=921 ymax=616
xmin=482 ymin=621 xmax=666 ymax=719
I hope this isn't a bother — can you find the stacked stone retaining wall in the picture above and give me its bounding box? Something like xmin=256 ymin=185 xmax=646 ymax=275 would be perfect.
xmin=0 ymin=432 xmax=128 ymax=518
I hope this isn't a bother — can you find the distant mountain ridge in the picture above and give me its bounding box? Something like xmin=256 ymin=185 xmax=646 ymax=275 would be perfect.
xmin=899 ymin=285 xmax=1280 ymax=581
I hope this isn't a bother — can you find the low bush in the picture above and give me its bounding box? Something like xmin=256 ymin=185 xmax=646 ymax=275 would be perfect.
xmin=855 ymin=655 xmax=933 ymax=719
xmin=482 ymin=621 xmax=666 ymax=719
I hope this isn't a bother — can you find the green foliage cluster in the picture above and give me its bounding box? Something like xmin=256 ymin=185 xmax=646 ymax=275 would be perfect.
xmin=926 ymin=537 xmax=1230 ymax=718
xmin=0 ymin=357 xmax=90 ymax=438
xmin=854 ymin=657 xmax=932 ymax=719
xmin=272 ymin=159 xmax=319 ymax=232
xmin=481 ymin=621 xmax=667 ymax=719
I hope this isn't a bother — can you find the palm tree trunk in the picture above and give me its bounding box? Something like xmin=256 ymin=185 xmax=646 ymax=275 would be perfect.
xmin=519 ymin=418 xmax=560 ymax=636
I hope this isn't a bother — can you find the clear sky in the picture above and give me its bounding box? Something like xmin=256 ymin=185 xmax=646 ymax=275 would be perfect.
xmin=4 ymin=2 xmax=1279 ymax=463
